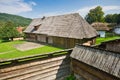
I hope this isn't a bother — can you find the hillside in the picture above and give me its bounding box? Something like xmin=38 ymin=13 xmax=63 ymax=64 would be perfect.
xmin=0 ymin=13 xmax=32 ymax=27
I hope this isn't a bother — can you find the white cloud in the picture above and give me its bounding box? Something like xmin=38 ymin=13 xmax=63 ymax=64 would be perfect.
xmin=29 ymin=1 xmax=37 ymax=6
xmin=39 ymin=5 xmax=120 ymax=18
xmin=0 ymin=0 xmax=36 ymax=14
xmin=103 ymin=6 xmax=120 ymax=11
xmin=38 ymin=11 xmax=75 ymax=18
xmin=77 ymin=5 xmax=120 ymax=17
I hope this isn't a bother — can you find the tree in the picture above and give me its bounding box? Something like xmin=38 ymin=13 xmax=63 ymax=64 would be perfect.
xmin=117 ymin=14 xmax=120 ymax=24
xmin=105 ymin=14 xmax=120 ymax=24
xmin=104 ymin=14 xmax=113 ymax=23
xmin=85 ymin=6 xmax=104 ymax=24
xmin=0 ymin=21 xmax=19 ymax=41
xmin=0 ymin=13 xmax=32 ymax=27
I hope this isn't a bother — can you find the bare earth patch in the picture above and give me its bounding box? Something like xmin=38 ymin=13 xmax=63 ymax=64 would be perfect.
xmin=14 ymin=42 xmax=45 ymax=51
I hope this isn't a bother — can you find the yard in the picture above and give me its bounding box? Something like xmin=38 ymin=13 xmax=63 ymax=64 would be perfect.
xmin=96 ymin=36 xmax=120 ymax=45
xmin=0 ymin=35 xmax=120 ymax=60
xmin=0 ymin=40 xmax=63 ymax=60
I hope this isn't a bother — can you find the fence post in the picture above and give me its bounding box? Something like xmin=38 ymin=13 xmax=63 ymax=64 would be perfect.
xmin=11 ymin=60 xmax=18 ymax=65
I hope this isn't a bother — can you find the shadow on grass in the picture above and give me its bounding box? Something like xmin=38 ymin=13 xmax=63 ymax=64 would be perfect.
xmin=0 ymin=40 xmax=25 ymax=43
xmin=0 ymin=40 xmax=11 ymax=43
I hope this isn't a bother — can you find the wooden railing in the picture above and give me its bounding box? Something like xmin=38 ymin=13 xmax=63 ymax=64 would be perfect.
xmin=0 ymin=49 xmax=72 ymax=66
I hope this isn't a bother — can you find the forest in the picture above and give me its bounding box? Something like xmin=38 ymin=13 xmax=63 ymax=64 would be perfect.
xmin=0 ymin=13 xmax=32 ymax=27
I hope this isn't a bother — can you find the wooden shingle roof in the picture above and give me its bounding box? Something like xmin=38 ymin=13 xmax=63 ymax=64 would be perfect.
xmin=70 ymin=45 xmax=120 ymax=78
xmin=91 ymin=22 xmax=110 ymax=31
xmin=24 ymin=13 xmax=98 ymax=39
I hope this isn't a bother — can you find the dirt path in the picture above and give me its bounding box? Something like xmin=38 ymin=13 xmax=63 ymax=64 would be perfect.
xmin=14 ymin=42 xmax=45 ymax=51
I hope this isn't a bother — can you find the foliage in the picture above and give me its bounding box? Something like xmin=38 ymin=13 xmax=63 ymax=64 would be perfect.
xmin=65 ymin=75 xmax=76 ymax=80
xmin=105 ymin=14 xmax=120 ymax=24
xmin=0 ymin=40 xmax=63 ymax=59
xmin=0 ymin=21 xmax=20 ymax=41
xmin=85 ymin=6 xmax=104 ymax=24
xmin=0 ymin=13 xmax=32 ymax=27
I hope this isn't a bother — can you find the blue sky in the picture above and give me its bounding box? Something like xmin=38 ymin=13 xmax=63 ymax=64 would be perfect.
xmin=0 ymin=0 xmax=120 ymax=18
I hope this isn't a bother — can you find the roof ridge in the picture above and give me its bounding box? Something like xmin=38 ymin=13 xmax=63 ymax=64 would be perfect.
xmin=33 ymin=13 xmax=79 ymax=20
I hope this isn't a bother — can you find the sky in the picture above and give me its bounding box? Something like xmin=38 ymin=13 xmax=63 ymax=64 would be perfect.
xmin=0 ymin=0 xmax=120 ymax=18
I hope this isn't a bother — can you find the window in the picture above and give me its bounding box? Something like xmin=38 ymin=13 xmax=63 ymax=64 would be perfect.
xmin=34 ymin=24 xmax=41 ymax=31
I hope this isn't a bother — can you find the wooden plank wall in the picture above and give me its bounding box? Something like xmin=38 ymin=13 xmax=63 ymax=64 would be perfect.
xmin=0 ymin=55 xmax=71 ymax=80
xmin=71 ymin=59 xmax=119 ymax=80
xmin=106 ymin=42 xmax=120 ymax=53
xmin=53 ymin=37 xmax=82 ymax=48
xmin=37 ymin=35 xmax=46 ymax=43
xmin=25 ymin=33 xmax=36 ymax=41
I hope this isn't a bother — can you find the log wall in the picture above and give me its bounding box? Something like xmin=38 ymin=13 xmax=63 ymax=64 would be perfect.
xmin=37 ymin=34 xmax=46 ymax=43
xmin=106 ymin=42 xmax=120 ymax=53
xmin=0 ymin=49 xmax=72 ymax=80
xmin=98 ymin=39 xmax=120 ymax=53
xmin=71 ymin=59 xmax=119 ymax=80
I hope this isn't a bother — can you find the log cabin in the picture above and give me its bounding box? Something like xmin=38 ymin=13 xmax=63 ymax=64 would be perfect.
xmin=24 ymin=13 xmax=98 ymax=48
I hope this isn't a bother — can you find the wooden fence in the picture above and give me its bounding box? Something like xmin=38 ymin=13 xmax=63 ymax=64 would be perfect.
xmin=0 ymin=49 xmax=72 ymax=80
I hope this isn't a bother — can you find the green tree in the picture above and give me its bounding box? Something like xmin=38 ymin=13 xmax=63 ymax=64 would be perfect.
xmin=85 ymin=6 xmax=104 ymax=24
xmin=0 ymin=21 xmax=19 ymax=41
xmin=0 ymin=13 xmax=32 ymax=27
xmin=117 ymin=14 xmax=120 ymax=24
xmin=105 ymin=14 xmax=113 ymax=23
xmin=105 ymin=14 xmax=120 ymax=24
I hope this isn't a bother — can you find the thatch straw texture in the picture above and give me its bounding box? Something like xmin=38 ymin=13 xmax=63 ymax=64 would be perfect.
xmin=91 ymin=22 xmax=110 ymax=31
xmin=24 ymin=13 xmax=98 ymax=39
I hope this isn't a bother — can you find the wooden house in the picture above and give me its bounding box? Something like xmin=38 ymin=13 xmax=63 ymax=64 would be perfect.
xmin=70 ymin=45 xmax=120 ymax=80
xmin=113 ymin=25 xmax=120 ymax=35
xmin=24 ymin=13 xmax=98 ymax=48
xmin=91 ymin=22 xmax=109 ymax=37
xmin=98 ymin=39 xmax=120 ymax=53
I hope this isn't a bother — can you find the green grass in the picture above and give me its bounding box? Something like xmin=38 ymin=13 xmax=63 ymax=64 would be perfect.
xmin=96 ymin=36 xmax=120 ymax=45
xmin=0 ymin=40 xmax=63 ymax=59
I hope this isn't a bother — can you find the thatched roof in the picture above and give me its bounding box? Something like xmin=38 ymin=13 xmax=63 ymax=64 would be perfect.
xmin=91 ymin=22 xmax=110 ymax=31
xmin=70 ymin=45 xmax=120 ymax=78
xmin=24 ymin=13 xmax=98 ymax=39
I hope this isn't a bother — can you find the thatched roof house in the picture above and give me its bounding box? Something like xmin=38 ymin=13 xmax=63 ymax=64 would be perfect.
xmin=24 ymin=13 xmax=98 ymax=48
xmin=70 ymin=45 xmax=120 ymax=80
xmin=91 ymin=22 xmax=109 ymax=31
xmin=91 ymin=22 xmax=109 ymax=37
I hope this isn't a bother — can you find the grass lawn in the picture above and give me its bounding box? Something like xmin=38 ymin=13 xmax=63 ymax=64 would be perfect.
xmin=96 ymin=36 xmax=120 ymax=45
xmin=0 ymin=40 xmax=63 ymax=60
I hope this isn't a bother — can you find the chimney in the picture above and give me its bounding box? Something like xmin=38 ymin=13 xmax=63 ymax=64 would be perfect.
xmin=42 ymin=16 xmax=45 ymax=20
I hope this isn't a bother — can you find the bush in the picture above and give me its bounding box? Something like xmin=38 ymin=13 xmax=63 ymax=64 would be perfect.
xmin=65 ymin=75 xmax=76 ymax=80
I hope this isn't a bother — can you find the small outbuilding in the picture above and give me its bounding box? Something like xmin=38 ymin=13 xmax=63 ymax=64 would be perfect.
xmin=91 ymin=22 xmax=109 ymax=37
xmin=24 ymin=13 xmax=98 ymax=48
xmin=113 ymin=25 xmax=120 ymax=35
xmin=70 ymin=45 xmax=120 ymax=80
